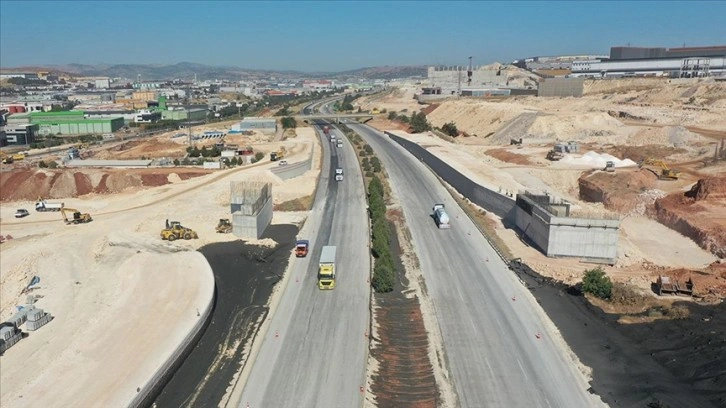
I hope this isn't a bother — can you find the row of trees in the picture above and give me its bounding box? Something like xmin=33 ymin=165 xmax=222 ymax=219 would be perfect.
xmin=186 ymin=145 xmax=222 ymax=158
xmin=368 ymin=176 xmax=395 ymax=293
xmin=387 ymin=110 xmax=432 ymax=133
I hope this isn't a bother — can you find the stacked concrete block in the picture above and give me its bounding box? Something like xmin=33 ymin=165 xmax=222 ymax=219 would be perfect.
xmin=230 ymin=181 xmax=273 ymax=239
xmin=25 ymin=307 xmax=52 ymax=331
xmin=0 ymin=323 xmax=22 ymax=354
xmin=8 ymin=309 xmax=28 ymax=328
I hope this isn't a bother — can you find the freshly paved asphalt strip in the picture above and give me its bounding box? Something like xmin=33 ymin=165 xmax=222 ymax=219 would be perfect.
xmin=349 ymin=123 xmax=604 ymax=407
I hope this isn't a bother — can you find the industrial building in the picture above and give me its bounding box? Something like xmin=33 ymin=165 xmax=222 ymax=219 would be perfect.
xmin=427 ymin=65 xmax=511 ymax=93
xmin=8 ymin=111 xmax=127 ymax=135
xmin=231 ymin=117 xmax=277 ymax=134
xmin=2 ymin=124 xmax=39 ymax=145
xmin=571 ymin=45 xmax=726 ymax=78
xmin=161 ymin=108 xmax=207 ymax=122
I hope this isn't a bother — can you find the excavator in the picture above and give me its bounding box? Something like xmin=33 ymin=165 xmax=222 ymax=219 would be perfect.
xmin=161 ymin=219 xmax=198 ymax=241
xmin=61 ymin=206 xmax=93 ymax=225
xmin=639 ymin=158 xmax=680 ymax=180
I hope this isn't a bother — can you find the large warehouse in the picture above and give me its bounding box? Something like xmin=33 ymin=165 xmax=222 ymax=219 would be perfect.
xmin=570 ymin=45 xmax=726 ymax=78
xmin=26 ymin=111 xmax=125 ymax=135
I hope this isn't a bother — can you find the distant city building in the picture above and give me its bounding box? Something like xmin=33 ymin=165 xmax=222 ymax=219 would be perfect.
xmin=0 ymin=73 xmax=39 ymax=80
xmin=302 ymin=80 xmax=334 ymax=90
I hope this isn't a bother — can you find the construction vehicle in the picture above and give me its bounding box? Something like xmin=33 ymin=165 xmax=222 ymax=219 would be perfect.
xmin=432 ymin=204 xmax=451 ymax=229
xmin=9 ymin=152 xmax=25 ymax=161
xmin=640 ymin=159 xmax=680 ymax=180
xmin=36 ymin=199 xmax=64 ymax=212
xmin=604 ymin=161 xmax=615 ymax=172
xmin=76 ymin=143 xmax=90 ymax=149
xmin=295 ymin=240 xmax=309 ymax=257
xmin=270 ymin=147 xmax=286 ymax=161
xmin=60 ymin=206 xmax=93 ymax=225
xmin=318 ymin=246 xmax=336 ymax=289
xmin=371 ymin=108 xmax=381 ymax=114
xmin=656 ymin=275 xmax=694 ymax=296
xmin=1 ymin=152 xmax=13 ymax=164
xmin=161 ymin=219 xmax=198 ymax=241
xmin=510 ymin=138 xmax=523 ymax=146
xmin=546 ymin=149 xmax=564 ymax=161
xmin=215 ymin=218 xmax=232 ymax=233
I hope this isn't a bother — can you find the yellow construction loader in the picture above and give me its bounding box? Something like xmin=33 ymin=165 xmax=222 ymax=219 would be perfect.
xmin=61 ymin=206 xmax=93 ymax=225
xmin=161 ymin=219 xmax=198 ymax=241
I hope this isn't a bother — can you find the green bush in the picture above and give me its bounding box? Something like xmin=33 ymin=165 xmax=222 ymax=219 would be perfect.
xmin=410 ymin=112 xmax=431 ymax=133
xmin=441 ymin=122 xmax=459 ymax=137
xmin=359 ymin=150 xmax=366 ymax=157
xmin=387 ymin=111 xmax=397 ymax=120
xmin=372 ymin=261 xmax=394 ymax=293
xmin=47 ymin=161 xmax=58 ymax=169
xmin=582 ymin=267 xmax=613 ymax=299
xmin=281 ymin=116 xmax=297 ymax=129
xmin=363 ymin=144 xmax=373 ymax=154
xmin=38 ymin=160 xmax=48 ymax=168
xmin=252 ymin=152 xmax=264 ymax=163
xmin=173 ymin=159 xmax=180 ymax=166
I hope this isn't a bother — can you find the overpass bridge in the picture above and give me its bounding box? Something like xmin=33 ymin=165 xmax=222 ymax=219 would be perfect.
xmin=294 ymin=113 xmax=378 ymax=123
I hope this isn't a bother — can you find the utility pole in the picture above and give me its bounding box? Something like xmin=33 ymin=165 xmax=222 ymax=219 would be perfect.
xmin=467 ymin=56 xmax=473 ymax=87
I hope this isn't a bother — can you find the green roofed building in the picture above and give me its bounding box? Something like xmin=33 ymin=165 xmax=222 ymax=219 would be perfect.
xmin=29 ymin=111 xmax=125 ymax=135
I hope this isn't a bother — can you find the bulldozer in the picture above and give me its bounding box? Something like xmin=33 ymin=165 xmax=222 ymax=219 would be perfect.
xmin=161 ymin=219 xmax=198 ymax=241
xmin=60 ymin=206 xmax=93 ymax=225
xmin=216 ymin=218 xmax=232 ymax=233
xmin=640 ymin=159 xmax=680 ymax=180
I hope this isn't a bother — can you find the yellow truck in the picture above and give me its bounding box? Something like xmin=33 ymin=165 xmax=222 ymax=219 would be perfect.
xmin=318 ymin=245 xmax=336 ymax=290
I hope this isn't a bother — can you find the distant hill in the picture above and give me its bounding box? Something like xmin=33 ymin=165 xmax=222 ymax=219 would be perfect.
xmin=1 ymin=62 xmax=427 ymax=81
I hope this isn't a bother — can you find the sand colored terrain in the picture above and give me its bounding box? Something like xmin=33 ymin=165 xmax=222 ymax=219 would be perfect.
xmin=0 ymin=127 xmax=320 ymax=407
xmin=363 ymin=77 xmax=726 ymax=297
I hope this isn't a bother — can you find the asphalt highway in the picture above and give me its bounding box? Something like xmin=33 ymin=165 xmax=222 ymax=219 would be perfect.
xmin=349 ymin=123 xmax=604 ymax=407
xmin=237 ymin=123 xmax=370 ymax=408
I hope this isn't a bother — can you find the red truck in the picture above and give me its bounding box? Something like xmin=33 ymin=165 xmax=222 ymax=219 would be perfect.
xmin=323 ymin=126 xmax=330 ymax=136
xmin=295 ymin=240 xmax=309 ymax=257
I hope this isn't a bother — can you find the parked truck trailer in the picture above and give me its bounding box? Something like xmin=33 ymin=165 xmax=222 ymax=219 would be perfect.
xmin=36 ymin=199 xmax=64 ymax=212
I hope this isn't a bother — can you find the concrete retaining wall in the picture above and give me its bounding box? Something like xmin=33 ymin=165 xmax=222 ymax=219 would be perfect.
xmin=537 ymin=77 xmax=584 ymax=97
xmin=388 ymin=131 xmax=619 ymax=263
xmin=128 ymin=270 xmax=215 ymax=408
xmin=270 ymin=145 xmax=314 ymax=181
xmin=386 ymin=132 xmax=516 ymax=221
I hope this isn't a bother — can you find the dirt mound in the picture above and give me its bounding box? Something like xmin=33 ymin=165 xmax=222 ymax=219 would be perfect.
xmin=602 ymin=144 xmax=687 ymax=163
xmin=579 ymin=170 xmax=657 ymax=213
xmin=0 ymin=168 xmax=210 ymax=202
xmin=654 ymin=178 xmax=726 ymax=258
xmin=485 ymin=148 xmax=533 ymax=165
xmin=685 ymin=176 xmax=726 ymax=201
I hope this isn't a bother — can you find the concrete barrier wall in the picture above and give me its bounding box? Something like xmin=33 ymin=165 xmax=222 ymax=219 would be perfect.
xmin=547 ymin=216 xmax=619 ymax=260
xmin=514 ymin=206 xmax=551 ymax=254
xmin=128 ymin=271 xmax=216 ymax=408
xmin=386 ymin=132 xmax=516 ymax=220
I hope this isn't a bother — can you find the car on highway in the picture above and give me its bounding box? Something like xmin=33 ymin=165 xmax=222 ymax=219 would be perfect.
xmin=278 ymin=160 xmax=288 ymax=166
xmin=14 ymin=209 xmax=30 ymax=218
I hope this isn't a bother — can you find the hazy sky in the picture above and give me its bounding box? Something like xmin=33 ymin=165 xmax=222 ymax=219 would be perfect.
xmin=1 ymin=1 xmax=725 ymax=72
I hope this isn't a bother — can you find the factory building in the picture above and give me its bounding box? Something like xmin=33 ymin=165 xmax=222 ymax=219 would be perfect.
xmin=571 ymin=45 xmax=726 ymax=78
xmin=19 ymin=111 xmax=125 ymax=135
xmin=161 ymin=108 xmax=207 ymax=122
